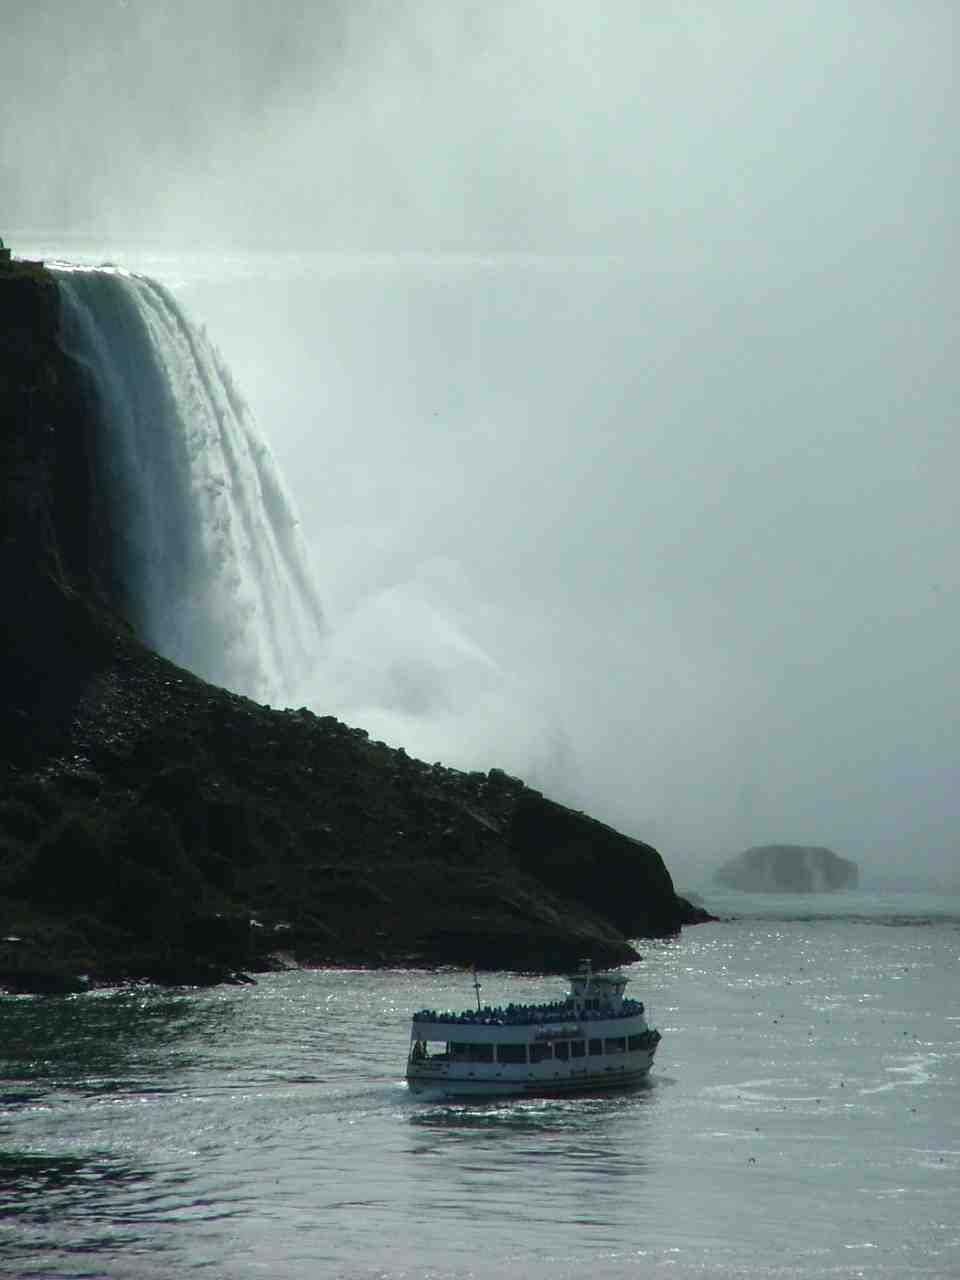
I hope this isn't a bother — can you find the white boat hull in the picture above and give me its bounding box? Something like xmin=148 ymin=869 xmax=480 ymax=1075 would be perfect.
xmin=407 ymin=1048 xmax=658 ymax=1099
xmin=405 ymin=966 xmax=661 ymax=1100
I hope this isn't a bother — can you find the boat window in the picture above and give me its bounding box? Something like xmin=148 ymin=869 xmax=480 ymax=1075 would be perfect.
xmin=604 ymin=1037 xmax=626 ymax=1055
xmin=570 ymin=1040 xmax=586 ymax=1058
xmin=529 ymin=1042 xmax=553 ymax=1063
xmin=554 ymin=1041 xmax=570 ymax=1061
xmin=627 ymin=1034 xmax=647 ymax=1052
xmin=588 ymin=1038 xmax=603 ymax=1056
xmin=497 ymin=1043 xmax=527 ymax=1064
xmin=450 ymin=1041 xmax=494 ymax=1063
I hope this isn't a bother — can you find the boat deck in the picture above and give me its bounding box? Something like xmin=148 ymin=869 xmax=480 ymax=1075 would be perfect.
xmin=411 ymin=997 xmax=646 ymax=1028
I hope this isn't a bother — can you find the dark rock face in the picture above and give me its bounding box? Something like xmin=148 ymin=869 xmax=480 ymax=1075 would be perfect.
xmin=0 ymin=261 xmax=712 ymax=990
xmin=714 ymin=845 xmax=859 ymax=893
xmin=508 ymin=793 xmax=704 ymax=936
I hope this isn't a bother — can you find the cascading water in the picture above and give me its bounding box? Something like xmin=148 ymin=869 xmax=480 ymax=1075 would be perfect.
xmin=53 ymin=266 xmax=324 ymax=706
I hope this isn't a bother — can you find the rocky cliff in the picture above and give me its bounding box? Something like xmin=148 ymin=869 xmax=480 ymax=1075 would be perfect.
xmin=0 ymin=259 xmax=710 ymax=991
xmin=714 ymin=844 xmax=859 ymax=893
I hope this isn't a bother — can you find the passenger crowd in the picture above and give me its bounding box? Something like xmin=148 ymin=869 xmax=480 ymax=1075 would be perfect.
xmin=412 ymin=997 xmax=645 ymax=1026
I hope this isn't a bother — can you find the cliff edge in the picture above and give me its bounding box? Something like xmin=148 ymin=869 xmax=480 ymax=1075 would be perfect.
xmin=0 ymin=260 xmax=710 ymax=991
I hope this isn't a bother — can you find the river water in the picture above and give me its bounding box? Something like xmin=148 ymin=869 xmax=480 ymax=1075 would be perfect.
xmin=2 ymin=891 xmax=958 ymax=1279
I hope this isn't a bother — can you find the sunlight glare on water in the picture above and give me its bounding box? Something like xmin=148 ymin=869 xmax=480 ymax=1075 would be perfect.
xmin=1 ymin=902 xmax=959 ymax=1278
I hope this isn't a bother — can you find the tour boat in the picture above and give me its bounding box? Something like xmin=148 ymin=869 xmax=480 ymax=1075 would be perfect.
xmin=405 ymin=964 xmax=661 ymax=1098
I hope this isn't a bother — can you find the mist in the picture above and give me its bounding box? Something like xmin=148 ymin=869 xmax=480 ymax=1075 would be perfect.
xmin=4 ymin=1 xmax=957 ymax=888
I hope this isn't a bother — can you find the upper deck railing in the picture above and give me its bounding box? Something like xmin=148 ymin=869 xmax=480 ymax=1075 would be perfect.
xmin=411 ymin=997 xmax=645 ymax=1028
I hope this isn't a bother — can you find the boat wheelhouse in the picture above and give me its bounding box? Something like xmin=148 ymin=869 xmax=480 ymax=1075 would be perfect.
xmin=406 ymin=966 xmax=661 ymax=1098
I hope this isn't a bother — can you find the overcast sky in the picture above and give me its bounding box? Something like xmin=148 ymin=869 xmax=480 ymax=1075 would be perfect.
xmin=5 ymin=2 xmax=958 ymax=887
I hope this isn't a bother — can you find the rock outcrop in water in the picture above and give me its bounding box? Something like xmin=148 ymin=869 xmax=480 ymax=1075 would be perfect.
xmin=0 ymin=259 xmax=711 ymax=991
xmin=714 ymin=845 xmax=859 ymax=893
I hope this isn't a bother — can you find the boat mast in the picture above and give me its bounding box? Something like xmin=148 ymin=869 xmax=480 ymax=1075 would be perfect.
xmin=472 ymin=966 xmax=482 ymax=1012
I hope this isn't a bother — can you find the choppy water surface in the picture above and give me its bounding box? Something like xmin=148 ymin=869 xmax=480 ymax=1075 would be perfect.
xmin=2 ymin=896 xmax=958 ymax=1279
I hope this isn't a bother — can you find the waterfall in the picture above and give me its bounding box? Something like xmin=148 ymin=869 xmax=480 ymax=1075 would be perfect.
xmin=53 ymin=266 xmax=324 ymax=706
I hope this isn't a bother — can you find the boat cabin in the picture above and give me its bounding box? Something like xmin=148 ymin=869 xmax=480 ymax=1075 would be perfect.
xmin=408 ymin=967 xmax=651 ymax=1071
xmin=568 ymin=968 xmax=629 ymax=1016
xmin=406 ymin=965 xmax=660 ymax=1096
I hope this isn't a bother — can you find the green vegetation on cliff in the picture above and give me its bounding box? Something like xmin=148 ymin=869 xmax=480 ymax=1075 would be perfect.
xmin=0 ymin=259 xmax=709 ymax=991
